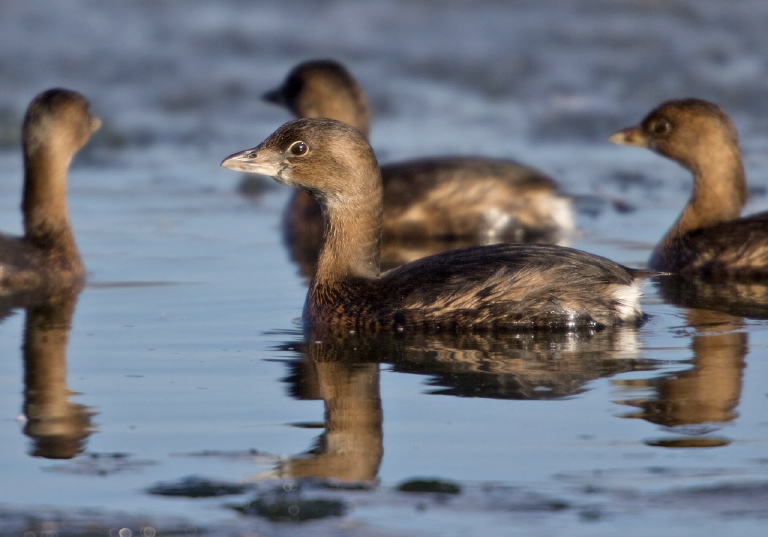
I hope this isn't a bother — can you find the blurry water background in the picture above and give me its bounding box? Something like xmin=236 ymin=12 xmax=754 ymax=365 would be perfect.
xmin=0 ymin=1 xmax=767 ymax=535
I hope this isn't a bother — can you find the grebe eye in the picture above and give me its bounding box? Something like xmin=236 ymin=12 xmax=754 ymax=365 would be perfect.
xmin=650 ymin=119 xmax=672 ymax=136
xmin=289 ymin=141 xmax=308 ymax=156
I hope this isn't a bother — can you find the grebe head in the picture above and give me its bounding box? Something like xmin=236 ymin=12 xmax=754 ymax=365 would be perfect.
xmin=23 ymin=88 xmax=101 ymax=159
xmin=262 ymin=59 xmax=371 ymax=136
xmin=609 ymin=98 xmax=739 ymax=172
xmin=221 ymin=118 xmax=378 ymax=204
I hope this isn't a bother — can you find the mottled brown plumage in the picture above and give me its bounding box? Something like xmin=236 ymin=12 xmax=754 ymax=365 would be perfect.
xmin=0 ymin=89 xmax=100 ymax=293
xmin=265 ymin=60 xmax=574 ymax=249
xmin=610 ymin=98 xmax=768 ymax=277
xmin=223 ymin=118 xmax=654 ymax=332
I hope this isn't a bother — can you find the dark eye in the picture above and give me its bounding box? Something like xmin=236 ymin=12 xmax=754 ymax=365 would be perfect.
xmin=289 ymin=141 xmax=308 ymax=156
xmin=650 ymin=119 xmax=672 ymax=136
xmin=247 ymin=150 xmax=258 ymax=158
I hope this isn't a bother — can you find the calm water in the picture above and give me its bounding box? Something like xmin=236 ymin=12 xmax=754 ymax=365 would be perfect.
xmin=1 ymin=1 xmax=768 ymax=535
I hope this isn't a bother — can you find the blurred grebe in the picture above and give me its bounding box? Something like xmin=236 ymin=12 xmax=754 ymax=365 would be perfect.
xmin=263 ymin=59 xmax=574 ymax=246
xmin=0 ymin=88 xmax=100 ymax=291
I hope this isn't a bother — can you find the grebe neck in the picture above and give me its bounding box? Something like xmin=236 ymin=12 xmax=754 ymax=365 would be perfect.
xmin=313 ymin=170 xmax=383 ymax=284
xmin=23 ymin=146 xmax=77 ymax=250
xmin=667 ymin=143 xmax=746 ymax=238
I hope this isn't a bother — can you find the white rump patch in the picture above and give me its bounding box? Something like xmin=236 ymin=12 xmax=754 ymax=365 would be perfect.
xmin=548 ymin=196 xmax=576 ymax=234
xmin=483 ymin=207 xmax=513 ymax=242
xmin=610 ymin=280 xmax=644 ymax=321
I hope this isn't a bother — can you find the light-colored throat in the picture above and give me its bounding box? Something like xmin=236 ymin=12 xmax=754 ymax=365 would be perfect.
xmin=313 ymin=174 xmax=383 ymax=284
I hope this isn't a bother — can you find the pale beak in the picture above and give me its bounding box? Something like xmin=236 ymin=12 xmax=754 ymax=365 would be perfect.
xmin=608 ymin=125 xmax=649 ymax=147
xmin=91 ymin=116 xmax=102 ymax=132
xmin=221 ymin=147 xmax=284 ymax=176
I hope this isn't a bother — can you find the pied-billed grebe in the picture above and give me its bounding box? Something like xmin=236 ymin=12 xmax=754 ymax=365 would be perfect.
xmin=222 ymin=118 xmax=654 ymax=332
xmin=263 ymin=59 xmax=574 ymax=246
xmin=0 ymin=88 xmax=100 ymax=291
xmin=610 ymin=98 xmax=768 ymax=277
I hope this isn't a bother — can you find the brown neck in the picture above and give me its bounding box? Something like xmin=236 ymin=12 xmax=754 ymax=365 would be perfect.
xmin=312 ymin=169 xmax=383 ymax=285
xmin=664 ymin=145 xmax=746 ymax=241
xmin=23 ymin=148 xmax=78 ymax=253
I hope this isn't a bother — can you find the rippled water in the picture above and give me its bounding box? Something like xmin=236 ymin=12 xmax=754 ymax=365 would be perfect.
xmin=1 ymin=1 xmax=768 ymax=535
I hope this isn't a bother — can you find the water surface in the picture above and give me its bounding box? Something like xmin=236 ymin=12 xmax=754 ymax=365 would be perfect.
xmin=1 ymin=1 xmax=767 ymax=535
